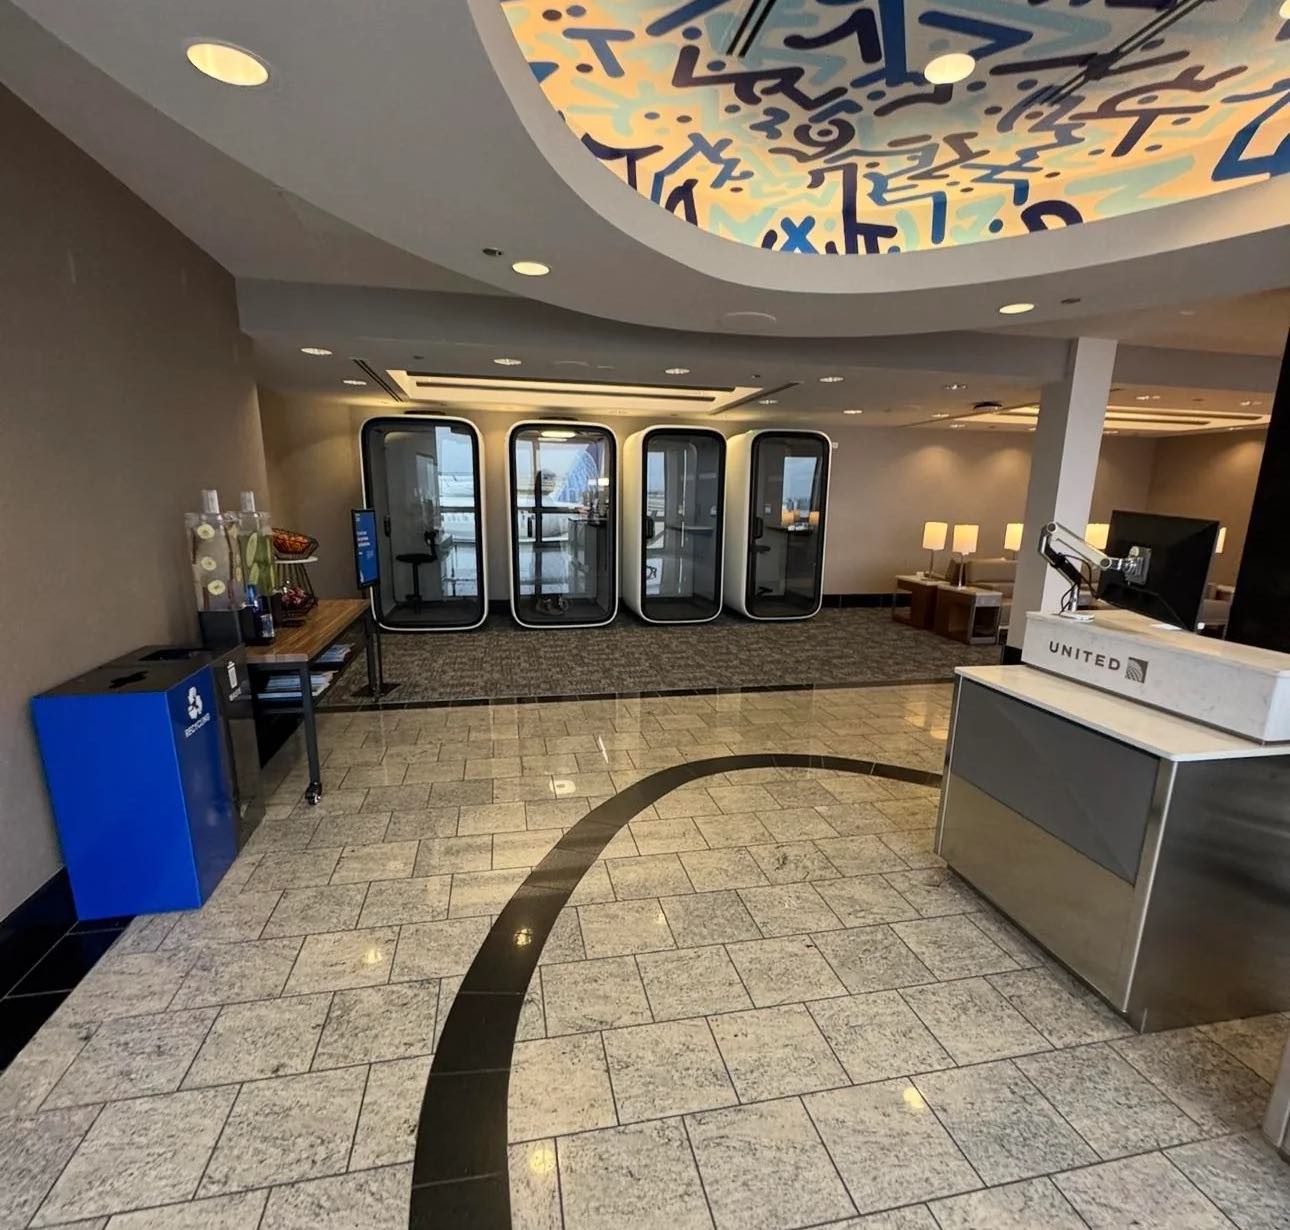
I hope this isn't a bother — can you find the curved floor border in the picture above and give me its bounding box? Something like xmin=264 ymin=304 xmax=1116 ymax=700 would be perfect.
xmin=408 ymin=752 xmax=942 ymax=1228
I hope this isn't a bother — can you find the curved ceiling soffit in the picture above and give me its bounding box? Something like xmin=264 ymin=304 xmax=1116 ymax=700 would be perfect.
xmin=10 ymin=0 xmax=1285 ymax=335
xmin=495 ymin=0 xmax=1290 ymax=260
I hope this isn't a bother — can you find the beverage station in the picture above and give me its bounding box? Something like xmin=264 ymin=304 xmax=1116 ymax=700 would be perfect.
xmin=31 ymin=487 xmax=385 ymax=919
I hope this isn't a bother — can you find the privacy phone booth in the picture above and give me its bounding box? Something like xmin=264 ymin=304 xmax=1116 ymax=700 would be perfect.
xmin=508 ymin=421 xmax=617 ymax=627
xmin=622 ymin=427 xmax=726 ymax=623
xmin=725 ymin=429 xmax=831 ymax=620
xmin=359 ymin=416 xmax=487 ymax=630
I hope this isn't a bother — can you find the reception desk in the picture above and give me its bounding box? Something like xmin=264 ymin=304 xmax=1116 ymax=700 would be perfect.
xmin=937 ymin=664 xmax=1290 ymax=1032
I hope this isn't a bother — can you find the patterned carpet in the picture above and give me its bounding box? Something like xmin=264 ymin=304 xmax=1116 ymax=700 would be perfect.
xmin=325 ymin=609 xmax=1002 ymax=704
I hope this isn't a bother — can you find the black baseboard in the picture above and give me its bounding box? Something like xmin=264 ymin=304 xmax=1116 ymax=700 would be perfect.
xmin=1 ymin=869 xmax=131 ymax=1070
xmin=479 ymin=594 xmax=905 ymax=618
xmin=822 ymin=592 xmax=907 ymax=609
xmin=1001 ymin=644 xmax=1023 ymax=664
xmin=0 ymin=870 xmax=77 ymax=995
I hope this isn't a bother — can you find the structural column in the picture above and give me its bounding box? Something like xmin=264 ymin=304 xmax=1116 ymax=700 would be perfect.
xmin=1227 ymin=331 xmax=1290 ymax=652
xmin=1005 ymin=336 xmax=1117 ymax=656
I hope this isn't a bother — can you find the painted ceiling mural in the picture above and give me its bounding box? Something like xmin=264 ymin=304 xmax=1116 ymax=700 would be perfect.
xmin=501 ymin=0 xmax=1290 ymax=254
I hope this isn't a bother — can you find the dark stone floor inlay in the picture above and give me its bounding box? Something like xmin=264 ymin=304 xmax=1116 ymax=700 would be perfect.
xmin=409 ymin=752 xmax=942 ymax=1228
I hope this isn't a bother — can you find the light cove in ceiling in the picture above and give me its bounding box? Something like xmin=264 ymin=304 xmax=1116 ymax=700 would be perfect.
xmin=503 ymin=0 xmax=1290 ymax=254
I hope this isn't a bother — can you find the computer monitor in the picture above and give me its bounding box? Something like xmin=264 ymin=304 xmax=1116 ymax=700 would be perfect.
xmin=352 ymin=508 xmax=379 ymax=590
xmin=1097 ymin=511 xmax=1219 ymax=630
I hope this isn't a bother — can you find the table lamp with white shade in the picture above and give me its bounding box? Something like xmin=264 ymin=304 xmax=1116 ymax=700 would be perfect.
xmin=952 ymin=523 xmax=979 ymax=560
xmin=921 ymin=520 xmax=948 ymax=577
xmin=1004 ymin=522 xmax=1023 ymax=558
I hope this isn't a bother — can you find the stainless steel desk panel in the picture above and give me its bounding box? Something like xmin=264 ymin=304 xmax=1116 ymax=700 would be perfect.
xmin=949 ymin=678 xmax=1159 ymax=881
xmin=1130 ymin=755 xmax=1290 ymax=1031
xmin=939 ymin=677 xmax=1290 ymax=1033
xmin=1266 ymin=1033 xmax=1290 ymax=1158
xmin=938 ymin=774 xmax=1138 ymax=1007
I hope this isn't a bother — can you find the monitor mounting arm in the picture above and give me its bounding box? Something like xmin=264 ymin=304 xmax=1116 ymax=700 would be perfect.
xmin=1037 ymin=522 xmax=1151 ymax=614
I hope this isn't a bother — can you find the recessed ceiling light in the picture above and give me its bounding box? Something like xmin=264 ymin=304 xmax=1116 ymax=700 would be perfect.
xmin=342 ymin=379 xmax=366 ymax=386
xmin=1179 ymin=309 xmax=1197 ymax=316
xmin=493 ymin=357 xmax=522 ymax=366
xmin=1282 ymin=0 xmax=1290 ymax=19
xmin=185 ymin=41 xmax=269 ymax=87
xmin=997 ymin=302 xmax=1035 ymax=315
xmin=923 ymin=52 xmax=975 ymax=85
xmin=300 ymin=346 xmax=332 ymax=357
xmin=540 ymin=429 xmax=577 ymax=440
xmin=512 ymin=260 xmax=550 ymax=277
xmin=757 ymin=398 xmax=778 ymax=405
xmin=932 ymin=413 xmax=951 ymax=419
xmin=943 ymin=383 xmax=966 ymax=391
xmin=664 ymin=367 xmax=690 ymax=375
xmin=819 ymin=375 xmax=844 ymax=383
xmin=842 ymin=409 xmax=864 ymax=415
xmin=951 ymin=424 xmax=964 ymax=429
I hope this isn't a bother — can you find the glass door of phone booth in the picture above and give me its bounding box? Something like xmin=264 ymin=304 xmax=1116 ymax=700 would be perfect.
xmin=509 ymin=422 xmax=617 ymax=628
xmin=726 ymin=430 xmax=829 ymax=620
xmin=360 ymin=416 xmax=486 ymax=630
xmin=624 ymin=427 xmax=724 ymax=623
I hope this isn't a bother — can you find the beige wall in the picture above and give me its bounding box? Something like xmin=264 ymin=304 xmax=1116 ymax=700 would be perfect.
xmin=259 ymin=390 xmax=370 ymax=598
xmin=260 ymin=395 xmax=1158 ymax=599
xmin=1145 ymin=429 xmax=1265 ymax=588
xmin=823 ymin=430 xmax=1156 ymax=591
xmin=0 ymin=88 xmax=268 ymax=919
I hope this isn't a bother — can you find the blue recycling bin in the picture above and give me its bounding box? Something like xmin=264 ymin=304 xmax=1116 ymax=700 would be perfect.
xmin=31 ymin=659 xmax=239 ymax=919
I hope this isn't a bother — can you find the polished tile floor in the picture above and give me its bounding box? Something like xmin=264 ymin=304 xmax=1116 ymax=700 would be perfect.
xmin=1 ymin=685 xmax=1287 ymax=1228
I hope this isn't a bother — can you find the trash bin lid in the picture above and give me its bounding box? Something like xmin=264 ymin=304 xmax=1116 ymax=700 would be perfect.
xmin=39 ymin=660 xmax=209 ymax=698
xmin=107 ymin=645 xmax=214 ymax=669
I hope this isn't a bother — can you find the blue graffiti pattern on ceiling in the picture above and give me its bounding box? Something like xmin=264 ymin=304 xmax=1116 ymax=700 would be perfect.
xmin=503 ymin=0 xmax=1290 ymax=253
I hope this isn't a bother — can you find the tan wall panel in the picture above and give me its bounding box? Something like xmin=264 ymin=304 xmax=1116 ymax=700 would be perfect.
xmin=0 ymin=88 xmax=267 ymax=918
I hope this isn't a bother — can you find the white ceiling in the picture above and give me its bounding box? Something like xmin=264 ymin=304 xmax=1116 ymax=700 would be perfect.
xmin=2 ymin=0 xmax=1288 ymax=339
xmin=246 ymin=282 xmax=1277 ymax=436
xmin=1005 ymin=289 xmax=1290 ymax=358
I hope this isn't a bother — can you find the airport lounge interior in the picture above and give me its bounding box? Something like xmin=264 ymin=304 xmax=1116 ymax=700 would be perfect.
xmin=1 ymin=2 xmax=1289 ymax=1227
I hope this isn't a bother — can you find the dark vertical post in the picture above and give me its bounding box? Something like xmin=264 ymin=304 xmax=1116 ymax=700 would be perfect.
xmin=1227 ymin=332 xmax=1290 ymax=652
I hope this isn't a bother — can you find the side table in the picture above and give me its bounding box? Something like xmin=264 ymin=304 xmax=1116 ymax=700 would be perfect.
xmin=893 ymin=574 xmax=946 ymax=631
xmin=933 ymin=585 xmax=1002 ymax=645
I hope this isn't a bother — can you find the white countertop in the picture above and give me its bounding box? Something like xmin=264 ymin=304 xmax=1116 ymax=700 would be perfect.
xmin=957 ymin=665 xmax=1290 ymax=762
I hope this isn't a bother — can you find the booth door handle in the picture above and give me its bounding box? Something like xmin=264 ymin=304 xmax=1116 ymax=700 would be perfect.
xmin=383 ymin=516 xmax=392 ymax=536
xmin=752 ymin=516 xmax=765 ymax=540
xmin=644 ymin=515 xmax=656 ymax=541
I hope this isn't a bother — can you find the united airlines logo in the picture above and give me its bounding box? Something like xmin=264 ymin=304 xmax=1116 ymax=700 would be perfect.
xmin=1047 ymin=642 xmax=1121 ymax=673
xmin=1047 ymin=641 xmax=1151 ymax=686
